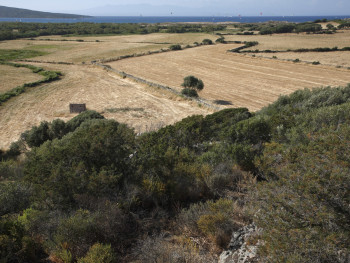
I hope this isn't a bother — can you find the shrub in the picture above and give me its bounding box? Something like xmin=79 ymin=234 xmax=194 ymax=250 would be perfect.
xmin=202 ymin=39 xmax=213 ymax=45
xmin=252 ymin=125 xmax=350 ymax=262
xmin=215 ymin=37 xmax=226 ymax=43
xmin=169 ymin=44 xmax=181 ymax=50
xmin=0 ymin=182 xmax=32 ymax=216
xmin=78 ymin=243 xmax=115 ymax=263
xmin=181 ymin=75 xmax=204 ymax=91
xmin=312 ymin=61 xmax=320 ymax=65
xmin=66 ymin=110 xmax=104 ymax=132
xmin=182 ymin=88 xmax=198 ymax=97
xmin=179 ymin=199 xmax=241 ymax=248
xmin=24 ymin=119 xmax=136 ymax=205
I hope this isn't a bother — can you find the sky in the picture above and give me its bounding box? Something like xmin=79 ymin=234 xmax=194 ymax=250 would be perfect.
xmin=1 ymin=0 xmax=350 ymax=16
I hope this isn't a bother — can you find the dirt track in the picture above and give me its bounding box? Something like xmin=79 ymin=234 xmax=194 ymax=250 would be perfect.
xmin=0 ymin=63 xmax=210 ymax=149
xmin=108 ymin=44 xmax=350 ymax=111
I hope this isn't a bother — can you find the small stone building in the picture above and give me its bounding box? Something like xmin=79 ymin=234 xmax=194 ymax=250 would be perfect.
xmin=69 ymin=104 xmax=87 ymax=113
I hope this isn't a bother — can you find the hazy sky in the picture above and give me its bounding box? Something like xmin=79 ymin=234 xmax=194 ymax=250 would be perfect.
xmin=1 ymin=0 xmax=350 ymax=16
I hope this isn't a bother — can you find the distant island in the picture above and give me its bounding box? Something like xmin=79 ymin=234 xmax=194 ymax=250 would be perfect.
xmin=0 ymin=5 xmax=89 ymax=19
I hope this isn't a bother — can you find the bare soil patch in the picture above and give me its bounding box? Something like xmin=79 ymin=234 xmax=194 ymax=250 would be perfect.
xmin=107 ymin=44 xmax=350 ymax=111
xmin=0 ymin=63 xmax=210 ymax=150
xmin=0 ymin=64 xmax=43 ymax=93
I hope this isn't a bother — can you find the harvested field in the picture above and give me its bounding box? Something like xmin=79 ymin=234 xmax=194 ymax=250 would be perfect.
xmin=0 ymin=63 xmax=210 ymax=149
xmin=224 ymin=31 xmax=350 ymax=50
xmin=0 ymin=33 xmax=217 ymax=63
xmin=0 ymin=64 xmax=43 ymax=92
xmin=107 ymin=44 xmax=350 ymax=111
xmin=254 ymin=51 xmax=350 ymax=68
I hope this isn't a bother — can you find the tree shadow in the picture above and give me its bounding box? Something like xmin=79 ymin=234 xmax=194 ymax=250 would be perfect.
xmin=214 ymin=100 xmax=233 ymax=105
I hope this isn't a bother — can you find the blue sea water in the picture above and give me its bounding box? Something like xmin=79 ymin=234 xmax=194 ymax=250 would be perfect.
xmin=0 ymin=16 xmax=349 ymax=24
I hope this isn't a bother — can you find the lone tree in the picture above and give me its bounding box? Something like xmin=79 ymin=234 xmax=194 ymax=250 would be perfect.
xmin=181 ymin=75 xmax=204 ymax=97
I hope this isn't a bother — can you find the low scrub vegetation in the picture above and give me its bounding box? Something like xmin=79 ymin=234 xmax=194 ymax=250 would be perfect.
xmin=1 ymin=83 xmax=350 ymax=262
xmin=0 ymin=22 xmax=227 ymax=41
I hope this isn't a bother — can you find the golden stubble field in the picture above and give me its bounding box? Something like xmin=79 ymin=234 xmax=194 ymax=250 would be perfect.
xmin=225 ymin=30 xmax=350 ymax=50
xmin=0 ymin=64 xmax=43 ymax=92
xmin=0 ymin=63 xmax=210 ymax=149
xmin=0 ymin=33 xmax=217 ymax=63
xmin=225 ymin=30 xmax=350 ymax=66
xmin=107 ymin=43 xmax=350 ymax=111
xmin=1 ymin=31 xmax=350 ymax=149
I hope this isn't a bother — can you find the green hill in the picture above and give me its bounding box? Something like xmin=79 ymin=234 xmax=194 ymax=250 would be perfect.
xmin=0 ymin=5 xmax=89 ymax=18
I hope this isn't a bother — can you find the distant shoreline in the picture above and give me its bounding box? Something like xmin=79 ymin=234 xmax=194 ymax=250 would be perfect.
xmin=0 ymin=15 xmax=349 ymax=24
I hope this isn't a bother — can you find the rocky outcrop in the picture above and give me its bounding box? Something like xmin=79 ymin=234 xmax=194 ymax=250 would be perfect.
xmin=219 ymin=224 xmax=261 ymax=263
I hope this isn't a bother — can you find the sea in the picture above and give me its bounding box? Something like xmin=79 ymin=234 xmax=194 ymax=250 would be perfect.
xmin=0 ymin=16 xmax=349 ymax=24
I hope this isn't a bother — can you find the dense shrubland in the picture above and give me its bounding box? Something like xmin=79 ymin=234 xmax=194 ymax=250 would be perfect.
xmin=1 ymin=84 xmax=350 ymax=262
xmin=0 ymin=22 xmax=226 ymax=41
xmin=233 ymin=21 xmax=342 ymax=35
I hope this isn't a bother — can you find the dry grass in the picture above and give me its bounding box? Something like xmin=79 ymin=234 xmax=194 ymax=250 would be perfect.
xmin=1 ymin=32 xmax=350 ymax=149
xmin=107 ymin=43 xmax=350 ymax=111
xmin=254 ymin=52 xmax=350 ymax=68
xmin=0 ymin=64 xmax=43 ymax=92
xmin=0 ymin=33 xmax=216 ymax=63
xmin=0 ymin=63 xmax=210 ymax=149
xmin=224 ymin=30 xmax=350 ymax=50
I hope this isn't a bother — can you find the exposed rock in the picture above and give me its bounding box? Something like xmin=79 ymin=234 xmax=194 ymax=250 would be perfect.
xmin=219 ymin=223 xmax=261 ymax=263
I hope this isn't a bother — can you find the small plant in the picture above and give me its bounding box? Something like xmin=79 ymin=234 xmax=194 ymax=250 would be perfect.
xmin=312 ymin=61 xmax=320 ymax=65
xmin=181 ymin=88 xmax=198 ymax=97
xmin=293 ymin=58 xmax=300 ymax=63
xmin=202 ymin=39 xmax=213 ymax=45
xmin=272 ymin=56 xmax=277 ymax=59
xmin=169 ymin=44 xmax=182 ymax=51
xmin=182 ymin=75 xmax=204 ymax=91
xmin=215 ymin=37 xmax=226 ymax=43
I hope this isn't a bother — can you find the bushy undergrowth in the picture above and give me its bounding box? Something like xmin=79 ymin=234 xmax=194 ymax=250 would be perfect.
xmin=2 ymin=84 xmax=350 ymax=262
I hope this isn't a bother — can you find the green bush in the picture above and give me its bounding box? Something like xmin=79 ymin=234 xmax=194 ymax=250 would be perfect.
xmin=179 ymin=199 xmax=242 ymax=248
xmin=24 ymin=119 xmax=135 ymax=205
xmin=181 ymin=75 xmax=204 ymax=91
xmin=252 ymin=125 xmax=350 ymax=262
xmin=202 ymin=39 xmax=213 ymax=45
xmin=169 ymin=44 xmax=182 ymax=50
xmin=181 ymin=87 xmax=198 ymax=97
xmin=78 ymin=243 xmax=115 ymax=263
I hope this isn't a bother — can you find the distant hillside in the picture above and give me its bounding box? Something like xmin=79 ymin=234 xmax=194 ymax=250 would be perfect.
xmin=0 ymin=5 xmax=89 ymax=18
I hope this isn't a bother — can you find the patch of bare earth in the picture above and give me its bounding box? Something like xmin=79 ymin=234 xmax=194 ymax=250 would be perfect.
xmin=0 ymin=65 xmax=43 ymax=93
xmin=107 ymin=44 xmax=350 ymax=111
xmin=0 ymin=63 xmax=210 ymax=150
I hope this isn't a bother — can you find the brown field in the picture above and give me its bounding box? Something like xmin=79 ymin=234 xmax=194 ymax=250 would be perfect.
xmin=224 ymin=30 xmax=350 ymax=50
xmin=0 ymin=64 xmax=43 ymax=93
xmin=1 ymin=32 xmax=350 ymax=149
xmin=253 ymin=51 xmax=350 ymax=68
xmin=0 ymin=63 xmax=210 ymax=149
xmin=0 ymin=33 xmax=217 ymax=63
xmin=107 ymin=44 xmax=350 ymax=111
